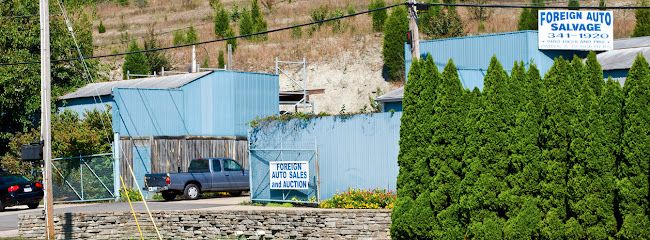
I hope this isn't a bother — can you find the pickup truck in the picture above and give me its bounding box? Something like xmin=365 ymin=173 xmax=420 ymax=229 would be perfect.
xmin=144 ymin=158 xmax=249 ymax=201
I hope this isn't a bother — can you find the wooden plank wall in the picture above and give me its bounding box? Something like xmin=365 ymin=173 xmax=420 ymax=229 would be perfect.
xmin=119 ymin=138 xmax=249 ymax=189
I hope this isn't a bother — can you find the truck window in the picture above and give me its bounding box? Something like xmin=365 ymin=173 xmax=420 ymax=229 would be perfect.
xmin=223 ymin=159 xmax=242 ymax=171
xmin=188 ymin=159 xmax=210 ymax=173
xmin=212 ymin=159 xmax=222 ymax=172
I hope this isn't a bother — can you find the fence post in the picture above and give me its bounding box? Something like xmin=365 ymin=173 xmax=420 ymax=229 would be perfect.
xmin=113 ymin=133 xmax=121 ymax=200
xmin=80 ymin=154 xmax=84 ymax=201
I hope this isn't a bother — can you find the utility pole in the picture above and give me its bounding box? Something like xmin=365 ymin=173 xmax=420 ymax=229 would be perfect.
xmin=408 ymin=0 xmax=420 ymax=61
xmin=39 ymin=0 xmax=55 ymax=239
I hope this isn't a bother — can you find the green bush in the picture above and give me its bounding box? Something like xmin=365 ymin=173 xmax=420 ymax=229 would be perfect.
xmin=122 ymin=40 xmax=149 ymax=79
xmin=119 ymin=188 xmax=143 ymax=202
xmin=518 ymin=0 xmax=544 ymax=30
xmin=98 ymin=20 xmax=106 ymax=33
xmin=382 ymin=6 xmax=409 ymax=81
xmin=369 ymin=0 xmax=387 ymax=32
xmin=319 ymin=189 xmax=395 ymax=209
xmin=633 ymin=0 xmax=650 ymax=37
xmin=392 ymin=53 xmax=650 ymax=238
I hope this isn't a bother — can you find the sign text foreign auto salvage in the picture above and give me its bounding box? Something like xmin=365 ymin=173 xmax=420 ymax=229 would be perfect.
xmin=538 ymin=10 xmax=614 ymax=51
xmin=270 ymin=161 xmax=309 ymax=190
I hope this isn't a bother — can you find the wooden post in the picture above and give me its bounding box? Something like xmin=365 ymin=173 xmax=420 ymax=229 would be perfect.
xmin=39 ymin=0 xmax=55 ymax=238
xmin=408 ymin=0 xmax=420 ymax=62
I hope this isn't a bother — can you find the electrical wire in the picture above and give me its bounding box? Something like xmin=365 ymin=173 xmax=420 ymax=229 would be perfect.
xmin=0 ymin=3 xmax=403 ymax=67
xmin=1 ymin=1 xmax=649 ymax=67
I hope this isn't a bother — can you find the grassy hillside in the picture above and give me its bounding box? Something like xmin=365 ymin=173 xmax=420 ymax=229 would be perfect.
xmin=86 ymin=0 xmax=638 ymax=113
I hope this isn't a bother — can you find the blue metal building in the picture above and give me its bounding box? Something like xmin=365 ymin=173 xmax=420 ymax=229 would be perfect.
xmin=377 ymin=31 xmax=588 ymax=112
xmin=249 ymin=112 xmax=402 ymax=202
xmin=59 ymin=70 xmax=280 ymax=196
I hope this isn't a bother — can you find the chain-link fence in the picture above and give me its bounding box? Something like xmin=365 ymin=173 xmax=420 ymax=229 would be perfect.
xmin=52 ymin=153 xmax=115 ymax=202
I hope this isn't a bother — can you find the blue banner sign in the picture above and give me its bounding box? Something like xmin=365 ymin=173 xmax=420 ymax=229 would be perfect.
xmin=538 ymin=10 xmax=614 ymax=50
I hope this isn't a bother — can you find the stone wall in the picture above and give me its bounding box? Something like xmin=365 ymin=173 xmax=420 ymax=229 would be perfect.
xmin=19 ymin=209 xmax=391 ymax=239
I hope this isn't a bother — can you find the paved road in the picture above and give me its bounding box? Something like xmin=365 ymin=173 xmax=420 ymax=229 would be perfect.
xmin=0 ymin=196 xmax=248 ymax=236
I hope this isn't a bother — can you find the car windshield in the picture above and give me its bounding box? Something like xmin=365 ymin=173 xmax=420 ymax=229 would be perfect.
xmin=0 ymin=175 xmax=30 ymax=185
xmin=188 ymin=159 xmax=210 ymax=173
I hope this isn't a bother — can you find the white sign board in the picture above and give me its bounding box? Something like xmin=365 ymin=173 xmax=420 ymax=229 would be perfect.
xmin=538 ymin=10 xmax=614 ymax=51
xmin=269 ymin=161 xmax=309 ymax=190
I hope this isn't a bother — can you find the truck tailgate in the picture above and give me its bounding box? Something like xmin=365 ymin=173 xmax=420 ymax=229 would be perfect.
xmin=144 ymin=173 xmax=167 ymax=188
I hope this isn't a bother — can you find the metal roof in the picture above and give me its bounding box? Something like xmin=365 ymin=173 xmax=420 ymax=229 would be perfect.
xmin=375 ymin=87 xmax=404 ymax=103
xmin=59 ymin=71 xmax=212 ymax=100
xmin=614 ymin=36 xmax=650 ymax=50
xmin=597 ymin=47 xmax=650 ymax=71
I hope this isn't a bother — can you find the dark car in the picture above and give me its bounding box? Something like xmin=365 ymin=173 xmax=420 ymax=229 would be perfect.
xmin=145 ymin=158 xmax=249 ymax=201
xmin=0 ymin=174 xmax=43 ymax=211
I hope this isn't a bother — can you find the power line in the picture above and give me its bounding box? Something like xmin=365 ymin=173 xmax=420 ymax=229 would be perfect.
xmin=2 ymin=1 xmax=649 ymax=67
xmin=414 ymin=2 xmax=650 ymax=9
xmin=0 ymin=3 xmax=403 ymax=67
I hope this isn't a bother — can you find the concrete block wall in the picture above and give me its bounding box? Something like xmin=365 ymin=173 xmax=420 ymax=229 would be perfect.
xmin=19 ymin=209 xmax=391 ymax=239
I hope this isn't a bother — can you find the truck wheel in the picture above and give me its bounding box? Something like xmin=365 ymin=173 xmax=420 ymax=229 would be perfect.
xmin=183 ymin=184 xmax=200 ymax=200
xmin=161 ymin=191 xmax=176 ymax=201
xmin=229 ymin=191 xmax=242 ymax=197
xmin=27 ymin=202 xmax=39 ymax=209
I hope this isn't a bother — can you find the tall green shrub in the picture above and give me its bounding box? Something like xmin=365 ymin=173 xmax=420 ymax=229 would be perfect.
xmin=633 ymin=0 xmax=650 ymax=37
xmin=429 ymin=60 xmax=467 ymax=238
xmin=518 ymin=0 xmax=544 ymax=30
xmin=568 ymin=0 xmax=580 ymax=10
xmin=239 ymin=8 xmax=253 ymax=38
xmin=214 ymin=3 xmax=231 ymax=37
xmin=122 ymin=40 xmax=149 ymax=79
xmin=420 ymin=0 xmax=464 ymax=39
xmin=392 ymin=56 xmax=441 ymax=239
xmin=186 ymin=26 xmax=198 ymax=44
xmin=382 ymin=6 xmax=409 ymax=81
xmin=538 ymin=57 xmax=575 ymax=239
xmin=369 ymin=0 xmax=388 ymax=32
xmin=618 ymin=54 xmax=650 ymax=238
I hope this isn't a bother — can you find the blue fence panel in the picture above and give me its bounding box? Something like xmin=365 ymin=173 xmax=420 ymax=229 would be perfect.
xmin=249 ymin=112 xmax=402 ymax=202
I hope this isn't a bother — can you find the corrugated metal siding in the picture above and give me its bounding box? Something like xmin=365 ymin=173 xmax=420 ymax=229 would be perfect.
xmin=58 ymin=96 xmax=114 ymax=116
xmin=405 ymin=31 xmax=585 ymax=90
xmin=249 ymin=112 xmax=402 ymax=201
xmin=183 ymin=71 xmax=279 ymax=137
xmin=112 ymin=71 xmax=278 ymax=137
xmin=113 ymin=88 xmax=186 ymax=137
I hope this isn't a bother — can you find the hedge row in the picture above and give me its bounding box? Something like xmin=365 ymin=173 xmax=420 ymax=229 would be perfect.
xmin=392 ymin=53 xmax=650 ymax=239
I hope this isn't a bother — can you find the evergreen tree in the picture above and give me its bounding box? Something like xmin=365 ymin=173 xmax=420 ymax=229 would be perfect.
xmin=98 ymin=20 xmax=106 ymax=33
xmin=538 ymin=58 xmax=575 ymax=239
xmin=122 ymin=40 xmax=149 ymax=79
xmin=429 ymin=60 xmax=467 ymax=238
xmin=143 ymin=27 xmax=170 ymax=74
xmin=225 ymin=28 xmax=237 ymax=52
xmin=218 ymin=50 xmax=225 ymax=68
xmin=250 ymin=0 xmax=268 ymax=40
xmin=420 ymin=0 xmax=464 ymax=39
xmin=213 ymin=3 xmax=231 ymax=37
xmin=599 ymin=0 xmax=607 ymax=10
xmin=618 ymin=54 xmax=650 ymax=238
xmin=186 ymin=26 xmax=198 ymax=44
xmin=464 ymin=56 xmax=511 ymax=238
xmin=633 ymin=0 xmax=650 ymax=37
xmin=568 ymin=0 xmax=580 ymax=10
xmin=585 ymin=51 xmax=604 ymax=96
xmin=369 ymin=0 xmax=388 ymax=32
xmin=239 ymin=8 xmax=254 ymax=38
xmin=518 ymin=0 xmax=544 ymax=30
xmin=392 ymin=55 xmax=441 ymax=239
xmin=382 ymin=6 xmax=409 ymax=81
